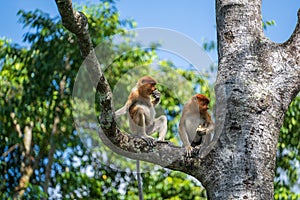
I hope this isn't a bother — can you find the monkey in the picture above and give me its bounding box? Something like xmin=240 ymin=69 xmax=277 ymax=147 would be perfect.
xmin=115 ymin=76 xmax=167 ymax=146
xmin=178 ymin=94 xmax=214 ymax=157
xmin=115 ymin=76 xmax=167 ymax=200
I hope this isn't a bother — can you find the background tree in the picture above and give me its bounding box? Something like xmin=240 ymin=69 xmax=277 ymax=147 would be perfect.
xmin=54 ymin=0 xmax=300 ymax=199
xmin=1 ymin=0 xmax=299 ymax=199
xmin=0 ymin=2 xmax=207 ymax=199
xmin=276 ymin=96 xmax=300 ymax=199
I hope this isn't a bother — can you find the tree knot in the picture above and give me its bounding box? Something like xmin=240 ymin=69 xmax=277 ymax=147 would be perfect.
xmin=224 ymin=31 xmax=234 ymax=43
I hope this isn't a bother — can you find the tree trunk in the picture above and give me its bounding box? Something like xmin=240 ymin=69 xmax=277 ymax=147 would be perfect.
xmin=195 ymin=0 xmax=300 ymax=199
xmin=43 ymin=116 xmax=59 ymax=198
xmin=14 ymin=122 xmax=34 ymax=199
xmin=43 ymin=62 xmax=68 ymax=197
xmin=55 ymin=0 xmax=300 ymax=199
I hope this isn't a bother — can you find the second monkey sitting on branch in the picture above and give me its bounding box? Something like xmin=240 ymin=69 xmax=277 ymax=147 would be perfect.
xmin=115 ymin=76 xmax=167 ymax=146
xmin=179 ymin=94 xmax=214 ymax=157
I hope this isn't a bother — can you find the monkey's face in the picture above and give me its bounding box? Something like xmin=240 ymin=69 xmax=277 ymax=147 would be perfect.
xmin=139 ymin=83 xmax=156 ymax=97
xmin=194 ymin=94 xmax=210 ymax=113
xmin=198 ymin=101 xmax=209 ymax=113
xmin=146 ymin=83 xmax=156 ymax=95
xmin=197 ymin=99 xmax=209 ymax=113
xmin=137 ymin=76 xmax=157 ymax=97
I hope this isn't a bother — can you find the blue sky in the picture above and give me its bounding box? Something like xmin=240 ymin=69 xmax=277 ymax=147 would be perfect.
xmin=0 ymin=0 xmax=299 ymax=46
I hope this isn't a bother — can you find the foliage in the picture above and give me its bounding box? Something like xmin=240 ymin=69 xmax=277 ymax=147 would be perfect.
xmin=275 ymin=96 xmax=300 ymax=199
xmin=1 ymin=1 xmax=297 ymax=199
xmin=0 ymin=1 xmax=211 ymax=199
xmin=130 ymin=171 xmax=207 ymax=200
xmin=262 ymin=19 xmax=276 ymax=30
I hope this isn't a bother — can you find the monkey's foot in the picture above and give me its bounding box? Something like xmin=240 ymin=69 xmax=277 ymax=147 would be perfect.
xmin=185 ymin=146 xmax=193 ymax=157
xmin=141 ymin=136 xmax=156 ymax=147
xmin=192 ymin=146 xmax=206 ymax=156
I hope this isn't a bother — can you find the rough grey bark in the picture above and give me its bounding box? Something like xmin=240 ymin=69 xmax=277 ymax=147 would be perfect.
xmin=199 ymin=1 xmax=300 ymax=199
xmin=55 ymin=0 xmax=300 ymax=199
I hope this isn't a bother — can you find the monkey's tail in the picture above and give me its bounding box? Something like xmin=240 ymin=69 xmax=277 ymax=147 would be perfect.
xmin=136 ymin=160 xmax=144 ymax=200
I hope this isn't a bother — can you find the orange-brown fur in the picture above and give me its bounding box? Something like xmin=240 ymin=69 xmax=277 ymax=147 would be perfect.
xmin=115 ymin=76 xmax=167 ymax=146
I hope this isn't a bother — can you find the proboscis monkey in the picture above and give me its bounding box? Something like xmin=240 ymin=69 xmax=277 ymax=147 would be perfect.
xmin=115 ymin=76 xmax=167 ymax=146
xmin=115 ymin=76 xmax=168 ymax=200
xmin=179 ymin=94 xmax=214 ymax=157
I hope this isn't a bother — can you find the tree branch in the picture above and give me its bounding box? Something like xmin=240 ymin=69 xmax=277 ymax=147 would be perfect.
xmin=1 ymin=143 xmax=19 ymax=158
xmin=54 ymin=0 xmax=196 ymax=174
xmin=284 ymin=9 xmax=300 ymax=64
xmin=10 ymin=112 xmax=22 ymax=137
xmin=43 ymin=116 xmax=59 ymax=198
xmin=276 ymin=9 xmax=300 ymax=104
xmin=2 ymin=113 xmax=23 ymax=158
xmin=14 ymin=122 xmax=34 ymax=199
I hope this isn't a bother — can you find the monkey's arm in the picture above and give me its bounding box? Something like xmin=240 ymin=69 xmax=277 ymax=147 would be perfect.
xmin=151 ymin=90 xmax=161 ymax=106
xmin=179 ymin=123 xmax=190 ymax=147
xmin=178 ymin=113 xmax=193 ymax=157
xmin=115 ymin=104 xmax=128 ymax=118
xmin=206 ymin=121 xmax=214 ymax=134
xmin=196 ymin=114 xmax=214 ymax=148
xmin=197 ymin=113 xmax=214 ymax=135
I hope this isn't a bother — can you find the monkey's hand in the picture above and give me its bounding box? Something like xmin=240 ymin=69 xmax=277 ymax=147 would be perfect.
xmin=196 ymin=126 xmax=207 ymax=136
xmin=141 ymin=135 xmax=156 ymax=147
xmin=151 ymin=90 xmax=161 ymax=105
xmin=185 ymin=145 xmax=193 ymax=157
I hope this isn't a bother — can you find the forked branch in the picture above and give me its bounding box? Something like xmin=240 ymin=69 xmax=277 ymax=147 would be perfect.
xmin=54 ymin=0 xmax=196 ymax=174
xmin=284 ymin=9 xmax=300 ymax=60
